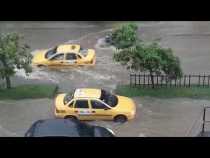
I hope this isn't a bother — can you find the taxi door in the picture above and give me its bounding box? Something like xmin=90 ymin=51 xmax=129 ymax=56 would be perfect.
xmin=48 ymin=53 xmax=65 ymax=67
xmin=63 ymin=53 xmax=78 ymax=66
xmin=65 ymin=99 xmax=76 ymax=117
xmin=73 ymin=99 xmax=93 ymax=120
xmin=89 ymin=99 xmax=113 ymax=120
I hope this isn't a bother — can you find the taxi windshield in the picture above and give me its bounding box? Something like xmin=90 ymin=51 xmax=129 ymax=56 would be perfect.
xmin=45 ymin=47 xmax=57 ymax=59
xmin=63 ymin=93 xmax=73 ymax=105
xmin=100 ymin=89 xmax=118 ymax=107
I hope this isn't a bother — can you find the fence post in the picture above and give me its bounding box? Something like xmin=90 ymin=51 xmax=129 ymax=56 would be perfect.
xmin=175 ymin=77 xmax=177 ymax=87
xmin=148 ymin=75 xmax=150 ymax=87
xmin=203 ymin=74 xmax=205 ymax=88
xmin=202 ymin=106 xmax=206 ymax=133
xmin=183 ymin=75 xmax=186 ymax=87
xmin=139 ymin=74 xmax=141 ymax=86
xmin=134 ymin=74 xmax=136 ymax=86
xmin=198 ymin=74 xmax=201 ymax=87
xmin=208 ymin=75 xmax=210 ymax=87
xmin=130 ymin=74 xmax=132 ymax=87
xmin=189 ymin=75 xmax=191 ymax=87
xmin=156 ymin=75 xmax=158 ymax=88
xmin=143 ymin=73 xmax=145 ymax=88
xmin=165 ymin=76 xmax=168 ymax=88
xmin=160 ymin=75 xmax=163 ymax=87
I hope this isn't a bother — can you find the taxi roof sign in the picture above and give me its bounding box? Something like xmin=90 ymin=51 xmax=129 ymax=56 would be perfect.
xmin=57 ymin=44 xmax=80 ymax=53
xmin=73 ymin=88 xmax=101 ymax=99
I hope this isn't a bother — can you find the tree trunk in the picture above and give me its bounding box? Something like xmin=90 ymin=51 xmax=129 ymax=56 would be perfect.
xmin=5 ymin=76 xmax=11 ymax=89
xmin=1 ymin=56 xmax=12 ymax=89
xmin=150 ymin=72 xmax=155 ymax=88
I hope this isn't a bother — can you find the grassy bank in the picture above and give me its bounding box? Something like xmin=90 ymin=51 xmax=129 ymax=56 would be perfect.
xmin=0 ymin=84 xmax=58 ymax=100
xmin=116 ymin=85 xmax=210 ymax=99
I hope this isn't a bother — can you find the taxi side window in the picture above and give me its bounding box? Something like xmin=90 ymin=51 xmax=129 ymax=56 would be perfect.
xmin=68 ymin=100 xmax=74 ymax=108
xmin=66 ymin=53 xmax=77 ymax=60
xmin=51 ymin=54 xmax=64 ymax=60
xmin=75 ymin=100 xmax=89 ymax=109
xmin=91 ymin=100 xmax=107 ymax=109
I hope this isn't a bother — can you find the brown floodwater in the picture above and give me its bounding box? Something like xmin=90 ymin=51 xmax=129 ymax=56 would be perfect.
xmin=1 ymin=21 xmax=210 ymax=136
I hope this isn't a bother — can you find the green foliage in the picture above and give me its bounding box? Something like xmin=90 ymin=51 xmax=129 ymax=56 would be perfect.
xmin=116 ymin=85 xmax=210 ymax=99
xmin=111 ymin=23 xmax=183 ymax=86
xmin=114 ymin=42 xmax=183 ymax=78
xmin=0 ymin=84 xmax=58 ymax=100
xmin=111 ymin=23 xmax=138 ymax=49
xmin=114 ymin=41 xmax=183 ymax=88
xmin=0 ymin=33 xmax=32 ymax=88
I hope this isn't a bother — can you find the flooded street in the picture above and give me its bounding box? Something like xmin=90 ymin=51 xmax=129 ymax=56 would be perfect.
xmin=3 ymin=21 xmax=210 ymax=91
xmin=2 ymin=21 xmax=129 ymax=92
xmin=0 ymin=21 xmax=115 ymax=50
xmin=139 ymin=21 xmax=210 ymax=74
xmin=2 ymin=21 xmax=210 ymax=91
xmin=0 ymin=21 xmax=210 ymax=136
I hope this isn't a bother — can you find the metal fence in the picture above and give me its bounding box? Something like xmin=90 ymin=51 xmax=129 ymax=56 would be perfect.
xmin=130 ymin=74 xmax=210 ymax=88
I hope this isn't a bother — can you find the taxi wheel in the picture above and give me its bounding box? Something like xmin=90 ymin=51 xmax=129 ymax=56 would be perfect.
xmin=64 ymin=115 xmax=78 ymax=120
xmin=37 ymin=65 xmax=46 ymax=68
xmin=114 ymin=115 xmax=127 ymax=123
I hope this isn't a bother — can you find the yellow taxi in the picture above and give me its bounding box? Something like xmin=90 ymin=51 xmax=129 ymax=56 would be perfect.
xmin=32 ymin=44 xmax=96 ymax=67
xmin=54 ymin=88 xmax=136 ymax=123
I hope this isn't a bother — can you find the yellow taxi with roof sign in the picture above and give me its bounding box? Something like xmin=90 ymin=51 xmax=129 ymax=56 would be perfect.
xmin=54 ymin=88 xmax=136 ymax=123
xmin=32 ymin=44 xmax=96 ymax=67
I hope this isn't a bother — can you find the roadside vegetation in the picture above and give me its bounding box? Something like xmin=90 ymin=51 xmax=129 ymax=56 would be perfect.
xmin=109 ymin=23 xmax=182 ymax=89
xmin=0 ymin=33 xmax=32 ymax=89
xmin=116 ymin=85 xmax=210 ymax=99
xmin=0 ymin=84 xmax=58 ymax=100
xmin=109 ymin=23 xmax=210 ymax=99
xmin=110 ymin=23 xmax=139 ymax=49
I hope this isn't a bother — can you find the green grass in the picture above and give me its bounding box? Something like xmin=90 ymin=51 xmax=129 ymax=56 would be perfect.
xmin=115 ymin=85 xmax=210 ymax=99
xmin=0 ymin=84 xmax=58 ymax=100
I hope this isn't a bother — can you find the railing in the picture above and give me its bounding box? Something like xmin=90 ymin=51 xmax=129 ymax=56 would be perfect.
xmin=130 ymin=74 xmax=210 ymax=88
xmin=202 ymin=106 xmax=210 ymax=134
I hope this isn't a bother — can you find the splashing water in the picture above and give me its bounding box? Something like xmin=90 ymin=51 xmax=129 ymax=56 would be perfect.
xmin=14 ymin=28 xmax=123 ymax=90
xmin=15 ymin=67 xmax=59 ymax=84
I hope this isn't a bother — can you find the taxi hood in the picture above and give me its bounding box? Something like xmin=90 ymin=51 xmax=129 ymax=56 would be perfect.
xmin=55 ymin=93 xmax=66 ymax=106
xmin=32 ymin=50 xmax=48 ymax=64
xmin=115 ymin=96 xmax=136 ymax=112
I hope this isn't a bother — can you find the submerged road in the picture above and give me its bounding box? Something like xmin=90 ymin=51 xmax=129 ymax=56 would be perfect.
xmin=0 ymin=21 xmax=210 ymax=136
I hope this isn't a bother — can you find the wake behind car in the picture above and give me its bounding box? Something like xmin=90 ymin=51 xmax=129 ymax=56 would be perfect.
xmin=32 ymin=44 xmax=96 ymax=67
xmin=25 ymin=118 xmax=115 ymax=137
xmin=54 ymin=88 xmax=136 ymax=123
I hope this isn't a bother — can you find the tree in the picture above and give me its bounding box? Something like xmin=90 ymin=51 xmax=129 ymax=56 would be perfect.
xmin=110 ymin=23 xmax=139 ymax=49
xmin=113 ymin=42 xmax=183 ymax=88
xmin=0 ymin=33 xmax=32 ymax=89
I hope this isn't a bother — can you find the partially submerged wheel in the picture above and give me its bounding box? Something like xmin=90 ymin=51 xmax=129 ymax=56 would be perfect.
xmin=114 ymin=115 xmax=127 ymax=123
xmin=37 ymin=65 xmax=46 ymax=68
xmin=64 ymin=115 xmax=78 ymax=120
